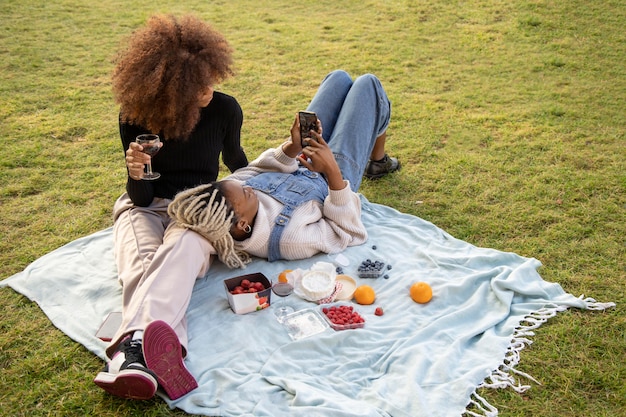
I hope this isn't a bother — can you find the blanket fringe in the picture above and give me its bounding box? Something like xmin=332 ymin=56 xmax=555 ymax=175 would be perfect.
xmin=464 ymin=297 xmax=615 ymax=417
xmin=465 ymin=391 xmax=498 ymax=417
xmin=577 ymin=295 xmax=616 ymax=311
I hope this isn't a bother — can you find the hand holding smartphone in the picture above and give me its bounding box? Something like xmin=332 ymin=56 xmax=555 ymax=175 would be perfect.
xmin=299 ymin=111 xmax=319 ymax=147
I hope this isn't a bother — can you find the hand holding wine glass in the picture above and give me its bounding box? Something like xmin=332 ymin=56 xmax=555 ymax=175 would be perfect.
xmin=135 ymin=134 xmax=162 ymax=180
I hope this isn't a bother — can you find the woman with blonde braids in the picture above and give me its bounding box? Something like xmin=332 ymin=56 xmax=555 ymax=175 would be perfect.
xmin=94 ymin=14 xmax=248 ymax=401
xmin=167 ymin=184 xmax=251 ymax=269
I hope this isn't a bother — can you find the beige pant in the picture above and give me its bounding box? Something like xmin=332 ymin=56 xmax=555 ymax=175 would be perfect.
xmin=107 ymin=194 xmax=214 ymax=358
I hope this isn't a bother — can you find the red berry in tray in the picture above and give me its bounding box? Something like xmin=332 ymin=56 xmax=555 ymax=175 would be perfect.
xmin=321 ymin=304 xmax=365 ymax=330
xmin=230 ymin=280 xmax=266 ymax=294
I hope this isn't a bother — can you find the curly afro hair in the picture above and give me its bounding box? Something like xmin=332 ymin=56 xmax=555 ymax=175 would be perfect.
xmin=112 ymin=14 xmax=234 ymax=140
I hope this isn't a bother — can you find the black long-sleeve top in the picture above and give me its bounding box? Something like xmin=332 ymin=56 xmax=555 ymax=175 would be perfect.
xmin=120 ymin=92 xmax=248 ymax=207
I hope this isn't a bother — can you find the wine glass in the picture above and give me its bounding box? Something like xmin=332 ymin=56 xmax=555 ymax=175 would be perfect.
xmin=272 ymin=282 xmax=294 ymax=322
xmin=135 ymin=134 xmax=161 ymax=180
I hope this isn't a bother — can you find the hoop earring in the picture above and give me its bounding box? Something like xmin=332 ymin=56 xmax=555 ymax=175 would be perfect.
xmin=243 ymin=224 xmax=252 ymax=234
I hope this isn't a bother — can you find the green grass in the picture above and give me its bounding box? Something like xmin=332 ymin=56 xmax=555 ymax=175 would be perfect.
xmin=1 ymin=0 xmax=624 ymax=416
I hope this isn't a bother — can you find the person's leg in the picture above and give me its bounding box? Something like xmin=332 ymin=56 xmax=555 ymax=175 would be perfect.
xmin=100 ymin=214 xmax=211 ymax=399
xmin=363 ymin=131 xmax=401 ymax=180
xmin=327 ymin=73 xmax=392 ymax=191
xmin=369 ymin=131 xmax=387 ymax=162
xmin=306 ymin=70 xmax=353 ymax=142
xmin=108 ymin=225 xmax=213 ymax=357
xmin=95 ymin=195 xmax=171 ymax=400
xmin=121 ymin=226 xmax=210 ymax=398
xmin=112 ymin=195 xmax=169 ymax=309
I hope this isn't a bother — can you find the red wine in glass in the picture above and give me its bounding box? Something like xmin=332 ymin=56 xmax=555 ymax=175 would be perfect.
xmin=272 ymin=282 xmax=294 ymax=322
xmin=135 ymin=134 xmax=161 ymax=180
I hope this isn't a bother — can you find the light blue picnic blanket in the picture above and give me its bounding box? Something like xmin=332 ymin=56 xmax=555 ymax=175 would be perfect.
xmin=1 ymin=197 xmax=614 ymax=417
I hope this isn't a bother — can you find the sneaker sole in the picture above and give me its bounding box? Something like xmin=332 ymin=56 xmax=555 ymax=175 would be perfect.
xmin=364 ymin=172 xmax=389 ymax=180
xmin=94 ymin=369 xmax=158 ymax=400
xmin=143 ymin=320 xmax=198 ymax=400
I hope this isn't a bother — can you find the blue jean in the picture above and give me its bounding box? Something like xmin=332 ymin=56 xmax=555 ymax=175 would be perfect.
xmin=306 ymin=70 xmax=391 ymax=191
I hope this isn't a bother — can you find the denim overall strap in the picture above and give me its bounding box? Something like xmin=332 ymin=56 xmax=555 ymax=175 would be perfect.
xmin=244 ymin=168 xmax=328 ymax=261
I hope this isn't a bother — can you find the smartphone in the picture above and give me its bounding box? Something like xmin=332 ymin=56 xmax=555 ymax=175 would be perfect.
xmin=95 ymin=311 xmax=122 ymax=342
xmin=299 ymin=111 xmax=318 ymax=147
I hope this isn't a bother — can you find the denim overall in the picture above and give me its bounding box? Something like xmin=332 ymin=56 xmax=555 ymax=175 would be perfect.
xmin=245 ymin=168 xmax=328 ymax=261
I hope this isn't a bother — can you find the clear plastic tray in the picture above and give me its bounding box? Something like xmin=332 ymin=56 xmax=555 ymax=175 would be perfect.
xmin=357 ymin=259 xmax=386 ymax=278
xmin=280 ymin=308 xmax=329 ymax=340
xmin=320 ymin=304 xmax=366 ymax=330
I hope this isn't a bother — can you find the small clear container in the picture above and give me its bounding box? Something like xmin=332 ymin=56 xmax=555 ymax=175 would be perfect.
xmin=280 ymin=308 xmax=329 ymax=340
xmin=357 ymin=259 xmax=386 ymax=278
xmin=320 ymin=304 xmax=366 ymax=330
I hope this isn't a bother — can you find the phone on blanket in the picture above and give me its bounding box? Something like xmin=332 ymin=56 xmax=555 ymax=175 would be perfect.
xmin=95 ymin=311 xmax=122 ymax=342
xmin=299 ymin=111 xmax=319 ymax=147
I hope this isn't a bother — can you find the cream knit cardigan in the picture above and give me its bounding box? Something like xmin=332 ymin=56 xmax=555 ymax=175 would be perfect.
xmin=225 ymin=143 xmax=368 ymax=261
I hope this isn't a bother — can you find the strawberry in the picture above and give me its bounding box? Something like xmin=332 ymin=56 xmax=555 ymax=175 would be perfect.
xmin=374 ymin=307 xmax=384 ymax=316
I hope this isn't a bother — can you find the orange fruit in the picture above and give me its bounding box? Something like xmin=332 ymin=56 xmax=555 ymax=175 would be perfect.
xmin=410 ymin=282 xmax=433 ymax=304
xmin=278 ymin=269 xmax=293 ymax=283
xmin=353 ymin=285 xmax=376 ymax=305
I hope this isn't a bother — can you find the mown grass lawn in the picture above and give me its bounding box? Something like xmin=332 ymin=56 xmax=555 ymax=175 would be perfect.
xmin=1 ymin=1 xmax=624 ymax=416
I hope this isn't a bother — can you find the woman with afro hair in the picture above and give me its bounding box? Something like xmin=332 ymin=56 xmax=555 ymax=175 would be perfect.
xmin=93 ymin=14 xmax=248 ymax=401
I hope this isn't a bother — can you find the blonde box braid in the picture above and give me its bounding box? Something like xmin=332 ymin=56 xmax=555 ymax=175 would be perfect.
xmin=167 ymin=183 xmax=251 ymax=269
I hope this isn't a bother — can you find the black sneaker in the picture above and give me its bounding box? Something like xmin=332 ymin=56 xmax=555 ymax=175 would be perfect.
xmin=364 ymin=154 xmax=400 ymax=179
xmin=93 ymin=336 xmax=158 ymax=400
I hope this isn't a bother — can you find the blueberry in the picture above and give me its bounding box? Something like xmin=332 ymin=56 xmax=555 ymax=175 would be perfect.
xmin=384 ymin=274 xmax=389 ymax=279
xmin=387 ymin=264 xmax=392 ymax=270
xmin=358 ymin=257 xmax=387 ymax=278
xmin=372 ymin=245 xmax=377 ymax=250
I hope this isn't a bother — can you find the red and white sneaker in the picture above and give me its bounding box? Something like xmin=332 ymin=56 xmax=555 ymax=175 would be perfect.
xmin=143 ymin=320 xmax=198 ymax=400
xmin=93 ymin=337 xmax=158 ymax=400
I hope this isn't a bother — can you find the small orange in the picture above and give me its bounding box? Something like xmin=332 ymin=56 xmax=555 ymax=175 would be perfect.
xmin=410 ymin=281 xmax=433 ymax=304
xmin=353 ymin=285 xmax=376 ymax=305
xmin=278 ymin=269 xmax=293 ymax=283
